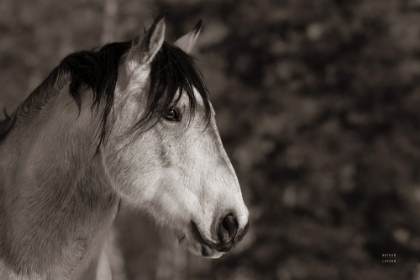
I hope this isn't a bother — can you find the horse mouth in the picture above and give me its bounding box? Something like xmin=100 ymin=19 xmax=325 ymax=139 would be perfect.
xmin=200 ymin=243 xmax=216 ymax=257
xmin=190 ymin=221 xmax=214 ymax=248
xmin=190 ymin=221 xmax=224 ymax=257
xmin=191 ymin=221 xmax=234 ymax=257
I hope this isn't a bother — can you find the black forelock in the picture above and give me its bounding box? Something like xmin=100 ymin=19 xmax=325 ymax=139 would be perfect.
xmin=0 ymin=39 xmax=211 ymax=146
xmin=138 ymin=41 xmax=211 ymax=127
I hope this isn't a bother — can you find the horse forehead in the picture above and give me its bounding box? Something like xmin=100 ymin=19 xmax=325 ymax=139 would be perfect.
xmin=179 ymin=87 xmax=207 ymax=107
xmin=126 ymin=64 xmax=150 ymax=85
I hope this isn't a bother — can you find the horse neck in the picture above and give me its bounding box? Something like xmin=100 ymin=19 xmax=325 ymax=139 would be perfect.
xmin=0 ymin=87 xmax=119 ymax=277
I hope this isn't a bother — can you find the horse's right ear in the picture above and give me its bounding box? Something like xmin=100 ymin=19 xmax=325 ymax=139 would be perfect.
xmin=174 ymin=20 xmax=202 ymax=53
xmin=128 ymin=12 xmax=167 ymax=69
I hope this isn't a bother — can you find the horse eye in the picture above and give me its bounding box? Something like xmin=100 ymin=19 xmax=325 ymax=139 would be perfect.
xmin=164 ymin=107 xmax=181 ymax=122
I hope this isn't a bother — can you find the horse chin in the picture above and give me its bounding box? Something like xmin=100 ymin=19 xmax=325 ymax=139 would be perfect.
xmin=199 ymin=245 xmax=224 ymax=259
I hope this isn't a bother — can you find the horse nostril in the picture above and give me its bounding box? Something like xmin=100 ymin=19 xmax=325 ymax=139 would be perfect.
xmin=218 ymin=214 xmax=238 ymax=244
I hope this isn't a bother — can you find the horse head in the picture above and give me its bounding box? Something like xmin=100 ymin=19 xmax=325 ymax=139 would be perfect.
xmin=104 ymin=14 xmax=249 ymax=258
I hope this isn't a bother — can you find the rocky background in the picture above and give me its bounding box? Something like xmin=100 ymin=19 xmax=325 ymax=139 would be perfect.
xmin=1 ymin=0 xmax=420 ymax=279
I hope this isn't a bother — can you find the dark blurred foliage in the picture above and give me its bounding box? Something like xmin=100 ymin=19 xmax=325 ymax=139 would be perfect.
xmin=1 ymin=0 xmax=420 ymax=279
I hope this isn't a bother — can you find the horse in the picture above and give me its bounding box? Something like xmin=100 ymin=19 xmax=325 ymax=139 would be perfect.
xmin=0 ymin=13 xmax=249 ymax=280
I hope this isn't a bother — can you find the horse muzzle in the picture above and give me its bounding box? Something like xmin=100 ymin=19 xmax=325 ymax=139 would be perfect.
xmin=191 ymin=213 xmax=250 ymax=256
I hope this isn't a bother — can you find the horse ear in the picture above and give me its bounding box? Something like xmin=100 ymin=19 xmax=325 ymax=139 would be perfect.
xmin=174 ymin=20 xmax=202 ymax=53
xmin=129 ymin=12 xmax=167 ymax=66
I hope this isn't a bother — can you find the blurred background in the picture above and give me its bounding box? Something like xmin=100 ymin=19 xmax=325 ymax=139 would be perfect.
xmin=1 ymin=0 xmax=420 ymax=279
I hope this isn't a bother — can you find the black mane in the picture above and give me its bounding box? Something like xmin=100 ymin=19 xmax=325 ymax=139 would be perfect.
xmin=0 ymin=39 xmax=211 ymax=145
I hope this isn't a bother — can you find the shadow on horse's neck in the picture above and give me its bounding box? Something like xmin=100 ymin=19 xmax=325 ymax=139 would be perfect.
xmin=0 ymin=84 xmax=120 ymax=277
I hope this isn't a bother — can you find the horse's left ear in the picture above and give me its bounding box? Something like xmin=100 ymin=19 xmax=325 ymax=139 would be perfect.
xmin=128 ymin=12 xmax=167 ymax=68
xmin=174 ymin=20 xmax=202 ymax=53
